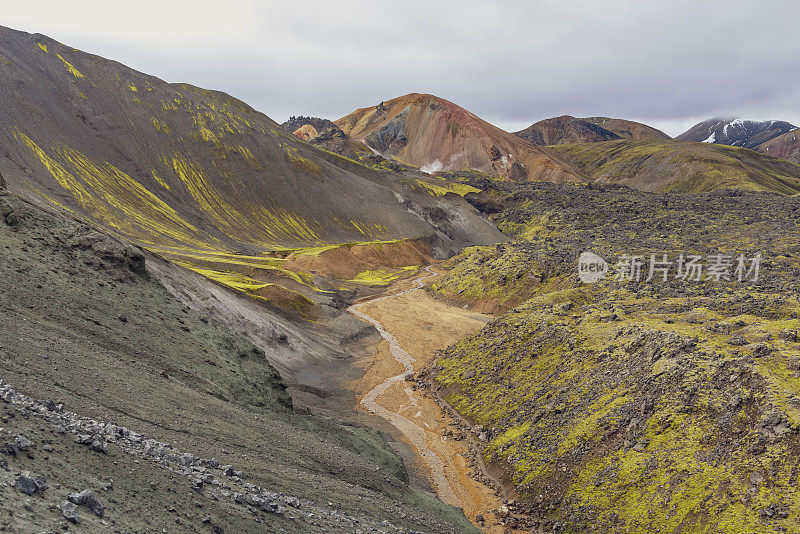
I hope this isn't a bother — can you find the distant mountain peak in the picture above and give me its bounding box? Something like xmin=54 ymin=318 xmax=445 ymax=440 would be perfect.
xmin=514 ymin=116 xmax=670 ymax=146
xmin=335 ymin=93 xmax=585 ymax=182
xmin=677 ymin=117 xmax=797 ymax=149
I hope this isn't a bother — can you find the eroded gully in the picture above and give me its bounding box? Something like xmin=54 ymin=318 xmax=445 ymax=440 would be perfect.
xmin=346 ymin=267 xmax=462 ymax=506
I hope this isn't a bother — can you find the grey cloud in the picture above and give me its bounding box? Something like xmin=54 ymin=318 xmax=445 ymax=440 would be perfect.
xmin=4 ymin=0 xmax=800 ymax=136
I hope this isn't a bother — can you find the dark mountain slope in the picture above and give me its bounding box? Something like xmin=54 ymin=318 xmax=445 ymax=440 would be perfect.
xmin=0 ymin=27 xmax=425 ymax=249
xmin=514 ymin=116 xmax=670 ymax=146
xmin=0 ymin=26 xmax=503 ymax=313
xmin=0 ymin=187 xmax=477 ymax=533
xmin=582 ymin=117 xmax=671 ymax=141
xmin=514 ymin=115 xmax=622 ymax=145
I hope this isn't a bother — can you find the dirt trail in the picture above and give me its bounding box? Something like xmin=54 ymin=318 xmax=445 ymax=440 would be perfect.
xmin=348 ymin=267 xmax=506 ymax=532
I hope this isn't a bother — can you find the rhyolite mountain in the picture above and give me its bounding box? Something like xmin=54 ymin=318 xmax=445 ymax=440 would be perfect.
xmin=677 ymin=118 xmax=797 ymax=149
xmin=756 ymin=128 xmax=800 ymax=164
xmin=335 ymin=93 xmax=585 ymax=182
xmin=291 ymin=100 xmax=800 ymax=196
xmin=514 ymin=115 xmax=670 ymax=145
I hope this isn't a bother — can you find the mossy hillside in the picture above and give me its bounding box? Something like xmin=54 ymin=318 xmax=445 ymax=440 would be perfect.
xmin=427 ymin=181 xmax=800 ymax=532
xmin=436 ymin=285 xmax=800 ymax=533
xmin=549 ymin=139 xmax=800 ymax=194
xmin=427 ymin=244 xmax=570 ymax=313
xmin=0 ymin=191 xmax=478 ymax=533
xmin=448 ymin=180 xmax=800 ymax=267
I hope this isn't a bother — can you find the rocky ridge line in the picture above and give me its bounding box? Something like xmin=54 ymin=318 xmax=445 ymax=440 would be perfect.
xmin=0 ymin=380 xmax=420 ymax=533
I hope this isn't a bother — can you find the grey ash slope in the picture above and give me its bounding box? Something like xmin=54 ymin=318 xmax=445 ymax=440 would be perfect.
xmin=0 ymin=189 xmax=478 ymax=533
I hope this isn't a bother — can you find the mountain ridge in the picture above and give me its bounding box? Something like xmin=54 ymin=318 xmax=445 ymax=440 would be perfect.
xmin=677 ymin=117 xmax=797 ymax=149
xmin=515 ymin=115 xmax=670 ymax=145
xmin=335 ymin=92 xmax=586 ymax=182
xmin=0 ymin=26 xmax=504 ymax=320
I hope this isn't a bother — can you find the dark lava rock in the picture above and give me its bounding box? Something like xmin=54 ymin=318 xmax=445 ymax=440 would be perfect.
xmin=779 ymin=330 xmax=799 ymax=342
xmin=90 ymin=440 xmax=109 ymax=454
xmin=124 ymin=246 xmax=146 ymax=274
xmin=15 ymin=471 xmax=47 ymax=495
xmin=464 ymin=191 xmax=505 ymax=215
xmin=69 ymin=489 xmax=105 ymax=517
xmin=752 ymin=343 xmax=772 ymax=357
xmin=5 ymin=434 xmax=34 ymax=456
xmin=61 ymin=501 xmax=80 ymax=523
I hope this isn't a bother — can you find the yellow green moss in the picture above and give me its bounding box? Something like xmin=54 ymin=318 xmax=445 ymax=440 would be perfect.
xmin=56 ymin=54 xmax=84 ymax=78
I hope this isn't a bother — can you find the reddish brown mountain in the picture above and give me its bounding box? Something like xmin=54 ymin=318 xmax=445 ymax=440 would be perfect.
xmin=514 ymin=115 xmax=623 ymax=145
xmin=515 ymin=116 xmax=670 ymax=146
xmin=756 ymin=128 xmax=800 ymax=164
xmin=580 ymin=117 xmax=671 ymax=141
xmin=335 ymin=93 xmax=584 ymax=182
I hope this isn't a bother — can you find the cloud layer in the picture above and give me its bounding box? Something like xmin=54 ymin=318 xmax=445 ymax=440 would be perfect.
xmin=6 ymin=0 xmax=800 ymax=135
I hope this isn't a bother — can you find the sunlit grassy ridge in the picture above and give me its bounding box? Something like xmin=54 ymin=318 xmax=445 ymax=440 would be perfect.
xmin=428 ymin=181 xmax=800 ymax=532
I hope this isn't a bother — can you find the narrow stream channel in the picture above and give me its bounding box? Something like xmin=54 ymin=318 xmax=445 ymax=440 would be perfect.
xmin=346 ymin=267 xmax=462 ymax=507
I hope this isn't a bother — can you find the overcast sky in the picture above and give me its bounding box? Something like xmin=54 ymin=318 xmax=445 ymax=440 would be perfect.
xmin=5 ymin=1 xmax=800 ymax=136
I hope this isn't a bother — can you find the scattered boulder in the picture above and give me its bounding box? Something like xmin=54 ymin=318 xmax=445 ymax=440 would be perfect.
xmin=752 ymin=343 xmax=772 ymax=358
xmin=69 ymin=489 xmax=104 ymax=517
xmin=4 ymin=210 xmax=18 ymax=227
xmin=61 ymin=501 xmax=80 ymax=523
xmin=124 ymin=246 xmax=146 ymax=274
xmin=0 ymin=198 xmax=19 ymax=227
xmin=15 ymin=471 xmax=47 ymax=495
xmin=5 ymin=434 xmax=34 ymax=456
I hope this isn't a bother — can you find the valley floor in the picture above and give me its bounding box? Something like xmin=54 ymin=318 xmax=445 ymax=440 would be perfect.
xmin=347 ymin=269 xmax=513 ymax=532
